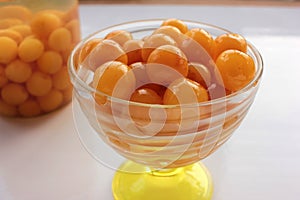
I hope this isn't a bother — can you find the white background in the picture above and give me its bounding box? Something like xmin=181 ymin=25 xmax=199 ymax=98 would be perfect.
xmin=1 ymin=4 xmax=300 ymax=200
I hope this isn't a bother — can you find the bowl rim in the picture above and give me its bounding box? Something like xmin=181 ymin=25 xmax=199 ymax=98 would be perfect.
xmin=68 ymin=19 xmax=264 ymax=108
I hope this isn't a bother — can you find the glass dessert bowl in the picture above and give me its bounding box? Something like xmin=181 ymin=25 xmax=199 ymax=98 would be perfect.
xmin=68 ymin=19 xmax=263 ymax=200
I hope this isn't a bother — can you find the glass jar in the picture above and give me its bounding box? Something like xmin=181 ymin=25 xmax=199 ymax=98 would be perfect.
xmin=0 ymin=0 xmax=81 ymax=117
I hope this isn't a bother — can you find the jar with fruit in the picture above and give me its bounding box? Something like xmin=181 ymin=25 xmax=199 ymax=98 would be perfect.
xmin=0 ymin=0 xmax=81 ymax=117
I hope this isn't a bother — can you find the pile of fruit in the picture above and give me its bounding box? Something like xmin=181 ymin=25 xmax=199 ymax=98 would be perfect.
xmin=78 ymin=18 xmax=255 ymax=107
xmin=0 ymin=4 xmax=80 ymax=117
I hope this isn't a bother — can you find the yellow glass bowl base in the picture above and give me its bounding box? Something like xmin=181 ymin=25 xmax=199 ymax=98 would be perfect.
xmin=112 ymin=160 xmax=213 ymax=200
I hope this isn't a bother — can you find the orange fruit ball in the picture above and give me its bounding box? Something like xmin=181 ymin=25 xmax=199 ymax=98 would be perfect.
xmin=9 ymin=24 xmax=32 ymax=38
xmin=60 ymin=43 xmax=76 ymax=64
xmin=129 ymin=62 xmax=149 ymax=87
xmin=52 ymin=67 xmax=71 ymax=90
xmin=0 ymin=36 xmax=18 ymax=64
xmin=105 ymin=30 xmax=133 ymax=46
xmin=62 ymin=85 xmax=73 ymax=104
xmin=0 ymin=5 xmax=32 ymax=22
xmin=142 ymin=33 xmax=176 ymax=62
xmin=163 ymin=78 xmax=209 ymax=124
xmin=0 ymin=29 xmax=23 ymax=44
xmin=92 ymin=61 xmax=136 ymax=104
xmin=1 ymin=83 xmax=29 ymax=105
xmin=65 ymin=19 xmax=81 ymax=43
xmin=18 ymin=99 xmax=41 ymax=117
xmin=123 ymin=39 xmax=144 ymax=65
xmin=18 ymin=37 xmax=44 ymax=62
xmin=26 ymin=71 xmax=52 ymax=96
xmin=141 ymin=83 xmax=166 ymax=98
xmin=78 ymin=38 xmax=103 ymax=63
xmin=214 ymin=33 xmax=248 ymax=59
xmin=185 ymin=28 xmax=214 ymax=57
xmin=5 ymin=59 xmax=32 ymax=83
xmin=129 ymin=88 xmax=163 ymax=127
xmin=36 ymin=9 xmax=64 ymax=21
xmin=0 ymin=65 xmax=8 ymax=88
xmin=152 ymin=25 xmax=183 ymax=45
xmin=62 ymin=3 xmax=79 ymax=23
xmin=37 ymin=51 xmax=63 ymax=74
xmin=0 ymin=99 xmax=18 ymax=117
xmin=0 ymin=18 xmax=22 ymax=29
xmin=215 ymin=49 xmax=255 ymax=92
xmin=161 ymin=18 xmax=188 ymax=34
xmin=147 ymin=45 xmax=188 ymax=85
xmin=130 ymin=88 xmax=162 ymax=105
xmin=84 ymin=39 xmax=128 ymax=71
xmin=187 ymin=62 xmax=211 ymax=88
xmin=30 ymin=12 xmax=62 ymax=38
xmin=37 ymin=89 xmax=63 ymax=112
xmin=48 ymin=27 xmax=72 ymax=52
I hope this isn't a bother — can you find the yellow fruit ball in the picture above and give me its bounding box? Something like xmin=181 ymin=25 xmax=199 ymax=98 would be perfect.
xmin=0 ymin=99 xmax=17 ymax=117
xmin=52 ymin=67 xmax=71 ymax=90
xmin=5 ymin=59 xmax=32 ymax=83
xmin=161 ymin=18 xmax=188 ymax=34
xmin=215 ymin=49 xmax=255 ymax=92
xmin=1 ymin=83 xmax=29 ymax=105
xmin=0 ymin=29 xmax=23 ymax=44
xmin=85 ymin=39 xmax=128 ymax=71
xmin=142 ymin=33 xmax=176 ymax=62
xmin=18 ymin=38 xmax=44 ymax=62
xmin=0 ymin=65 xmax=8 ymax=88
xmin=92 ymin=61 xmax=135 ymax=104
xmin=18 ymin=99 xmax=41 ymax=117
xmin=37 ymin=89 xmax=63 ymax=112
xmin=0 ymin=37 xmax=18 ymax=64
xmin=9 ymin=24 xmax=32 ymax=37
xmin=37 ymin=51 xmax=63 ymax=74
xmin=147 ymin=45 xmax=188 ymax=85
xmin=65 ymin=19 xmax=81 ymax=43
xmin=105 ymin=30 xmax=133 ymax=46
xmin=48 ymin=27 xmax=72 ymax=52
xmin=30 ymin=13 xmax=62 ymax=38
xmin=26 ymin=71 xmax=52 ymax=96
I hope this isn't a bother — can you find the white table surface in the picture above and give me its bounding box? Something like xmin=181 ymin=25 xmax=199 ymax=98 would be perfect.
xmin=1 ymin=3 xmax=300 ymax=200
